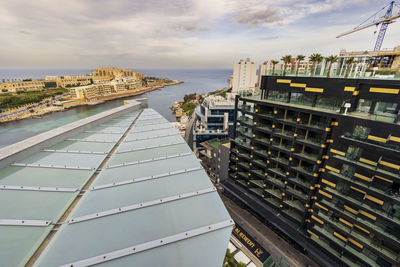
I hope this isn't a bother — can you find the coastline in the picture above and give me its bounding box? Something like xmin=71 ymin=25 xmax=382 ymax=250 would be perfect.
xmin=0 ymin=80 xmax=183 ymax=123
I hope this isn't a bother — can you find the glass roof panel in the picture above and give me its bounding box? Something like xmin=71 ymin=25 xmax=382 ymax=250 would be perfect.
xmin=16 ymin=152 xmax=106 ymax=169
xmin=47 ymin=140 xmax=114 ymax=153
xmin=0 ymin=226 xmax=51 ymax=267
xmin=0 ymin=166 xmax=94 ymax=188
xmin=110 ymin=144 xmax=192 ymax=164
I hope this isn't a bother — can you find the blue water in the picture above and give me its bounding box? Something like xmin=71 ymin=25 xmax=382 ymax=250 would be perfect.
xmin=0 ymin=69 xmax=232 ymax=147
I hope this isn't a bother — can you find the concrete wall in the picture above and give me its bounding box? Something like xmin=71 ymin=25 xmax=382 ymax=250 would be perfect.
xmin=0 ymin=98 xmax=148 ymax=169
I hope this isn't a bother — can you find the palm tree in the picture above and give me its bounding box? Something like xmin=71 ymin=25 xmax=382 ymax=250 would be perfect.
xmin=281 ymin=55 xmax=292 ymax=76
xmin=325 ymin=55 xmax=338 ymax=77
xmin=309 ymin=53 xmax=323 ymax=77
xmin=344 ymin=57 xmax=355 ymax=78
xmin=271 ymin=60 xmax=279 ymax=75
xmin=295 ymin=55 xmax=305 ymax=76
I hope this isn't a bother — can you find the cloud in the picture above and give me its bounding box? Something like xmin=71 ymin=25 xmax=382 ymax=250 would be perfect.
xmin=234 ymin=8 xmax=283 ymax=26
xmin=0 ymin=0 xmax=390 ymax=69
xmin=259 ymin=36 xmax=279 ymax=40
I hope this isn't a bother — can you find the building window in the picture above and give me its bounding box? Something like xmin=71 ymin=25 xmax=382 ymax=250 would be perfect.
xmin=315 ymin=96 xmax=343 ymax=111
xmin=373 ymin=102 xmax=397 ymax=123
xmin=351 ymin=125 xmax=370 ymax=141
xmin=346 ymin=145 xmax=362 ymax=161
xmin=356 ymin=99 xmax=372 ymax=113
xmin=290 ymin=92 xmax=314 ymax=106
xmin=267 ymin=90 xmax=289 ymax=102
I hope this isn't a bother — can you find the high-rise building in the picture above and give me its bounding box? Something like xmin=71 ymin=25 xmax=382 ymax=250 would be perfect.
xmin=232 ymin=58 xmax=257 ymax=93
xmin=222 ymin=75 xmax=400 ymax=267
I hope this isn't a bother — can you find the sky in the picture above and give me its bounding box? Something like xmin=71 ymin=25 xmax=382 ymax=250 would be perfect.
xmin=0 ymin=0 xmax=399 ymax=69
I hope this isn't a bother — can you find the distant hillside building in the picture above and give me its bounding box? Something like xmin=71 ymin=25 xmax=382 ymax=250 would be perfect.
xmin=0 ymin=80 xmax=45 ymax=93
xmin=45 ymin=75 xmax=93 ymax=88
xmin=92 ymin=67 xmax=144 ymax=84
xmin=232 ymin=58 xmax=257 ymax=93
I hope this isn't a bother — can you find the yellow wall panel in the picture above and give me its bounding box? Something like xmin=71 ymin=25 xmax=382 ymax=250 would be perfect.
xmin=305 ymin=87 xmax=324 ymax=93
xmin=277 ymin=79 xmax=291 ymax=83
xmin=369 ymin=87 xmax=399 ymax=94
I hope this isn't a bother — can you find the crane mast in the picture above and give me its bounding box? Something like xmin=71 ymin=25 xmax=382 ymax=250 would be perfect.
xmin=336 ymin=1 xmax=400 ymax=50
xmin=374 ymin=1 xmax=395 ymax=51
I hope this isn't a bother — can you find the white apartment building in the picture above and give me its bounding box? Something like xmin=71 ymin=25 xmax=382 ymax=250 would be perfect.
xmin=232 ymin=58 xmax=257 ymax=93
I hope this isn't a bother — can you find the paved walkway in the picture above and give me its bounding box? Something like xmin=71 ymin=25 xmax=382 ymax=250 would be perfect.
xmin=219 ymin=191 xmax=319 ymax=267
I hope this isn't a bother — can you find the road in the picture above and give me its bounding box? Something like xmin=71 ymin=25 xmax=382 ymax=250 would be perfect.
xmin=0 ymin=94 xmax=68 ymax=119
xmin=219 ymin=191 xmax=319 ymax=267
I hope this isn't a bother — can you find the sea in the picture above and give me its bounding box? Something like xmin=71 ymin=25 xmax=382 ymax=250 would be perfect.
xmin=0 ymin=69 xmax=232 ymax=147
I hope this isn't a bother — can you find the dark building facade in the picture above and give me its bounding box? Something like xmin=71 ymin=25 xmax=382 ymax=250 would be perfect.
xmin=222 ymin=75 xmax=400 ymax=267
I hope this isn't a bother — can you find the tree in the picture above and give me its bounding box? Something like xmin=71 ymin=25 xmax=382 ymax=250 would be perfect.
xmin=309 ymin=53 xmax=323 ymax=77
xmin=281 ymin=55 xmax=292 ymax=76
xmin=271 ymin=60 xmax=279 ymax=76
xmin=344 ymin=57 xmax=355 ymax=78
xmin=326 ymin=55 xmax=338 ymax=77
xmin=224 ymin=249 xmax=236 ymax=267
xmin=295 ymin=55 xmax=305 ymax=76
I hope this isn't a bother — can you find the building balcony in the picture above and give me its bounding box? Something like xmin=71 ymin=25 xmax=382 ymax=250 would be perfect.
xmin=237 ymin=116 xmax=254 ymax=127
xmin=233 ymin=138 xmax=252 ymax=151
xmin=252 ymin=159 xmax=265 ymax=168
xmin=237 ymin=153 xmax=251 ymax=161
xmin=273 ymin=130 xmax=295 ymax=140
xmin=264 ymin=188 xmax=282 ymax=200
xmin=283 ymin=199 xmax=305 ymax=213
xmin=253 ymin=150 xmax=268 ymax=161
xmin=249 ymin=187 xmax=264 ymax=198
xmin=263 ymin=196 xmax=281 ymax=209
xmin=270 ymin=156 xmax=289 ymax=166
xmin=309 ymin=228 xmax=355 ymax=267
xmin=250 ymin=179 xmax=265 ymax=189
xmin=266 ymin=176 xmax=285 ymax=189
xmin=327 ymin=171 xmax=400 ymax=204
xmin=256 ymin=124 xmax=273 ymax=133
xmin=253 ymin=137 xmax=270 ymax=146
xmin=319 ymin=199 xmax=400 ymax=248
xmin=269 ymin=167 xmax=286 ymax=178
xmin=281 ymin=209 xmax=303 ymax=223
xmin=271 ymin=143 xmax=292 ymax=154
xmin=275 ymin=116 xmax=298 ymax=126
xmin=236 ymin=179 xmax=248 ymax=188
xmin=324 ymin=187 xmax=400 ymax=226
xmin=341 ymin=133 xmax=400 ymax=153
xmin=238 ymin=104 xmax=254 ymax=113
xmin=295 ymin=137 xmax=323 ymax=149
xmin=318 ymin=212 xmax=400 ymax=265
xmin=297 ymin=122 xmax=326 ymax=132
xmin=333 ymin=155 xmax=400 ymax=183
xmin=250 ymin=168 xmax=265 ymax=179
xmin=291 ymin=165 xmax=315 ymax=178
xmin=256 ymin=112 xmax=274 ymax=120
xmin=286 ymin=187 xmax=308 ymax=202
xmin=287 ymin=176 xmax=312 ymax=190
xmin=293 ymin=151 xmax=319 ymax=163
xmin=237 ymin=161 xmax=250 ymax=170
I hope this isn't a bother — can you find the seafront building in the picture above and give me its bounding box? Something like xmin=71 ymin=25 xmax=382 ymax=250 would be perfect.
xmin=222 ymin=75 xmax=400 ymax=266
xmin=45 ymin=75 xmax=93 ymax=88
xmin=0 ymin=101 xmax=233 ymax=267
xmin=232 ymin=58 xmax=258 ymax=93
xmin=92 ymin=67 xmax=144 ymax=84
xmin=0 ymin=80 xmax=46 ymax=93
xmin=192 ymin=94 xmax=235 ymax=152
